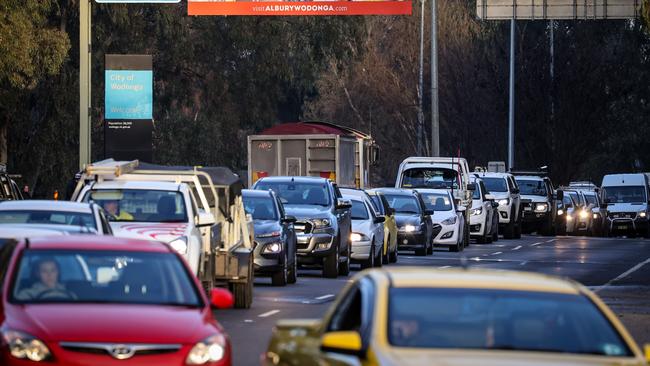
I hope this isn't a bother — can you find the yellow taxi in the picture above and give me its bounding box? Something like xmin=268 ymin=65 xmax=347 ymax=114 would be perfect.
xmin=263 ymin=267 xmax=649 ymax=366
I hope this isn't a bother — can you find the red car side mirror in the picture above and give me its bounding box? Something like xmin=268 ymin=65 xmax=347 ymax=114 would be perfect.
xmin=210 ymin=288 xmax=234 ymax=309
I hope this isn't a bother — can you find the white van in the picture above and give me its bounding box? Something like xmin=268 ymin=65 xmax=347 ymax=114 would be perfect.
xmin=601 ymin=173 xmax=650 ymax=237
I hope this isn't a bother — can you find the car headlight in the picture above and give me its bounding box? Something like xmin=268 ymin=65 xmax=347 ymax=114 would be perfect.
xmin=441 ymin=216 xmax=457 ymax=225
xmin=557 ymin=209 xmax=565 ymax=216
xmin=535 ymin=203 xmax=549 ymax=212
xmin=497 ymin=198 xmax=509 ymax=206
xmin=593 ymin=213 xmax=599 ymax=219
xmin=401 ymin=224 xmax=417 ymax=232
xmin=566 ymin=215 xmax=573 ymax=221
xmin=169 ymin=237 xmax=188 ymax=255
xmin=2 ymin=330 xmax=51 ymax=362
xmin=256 ymin=231 xmax=281 ymax=239
xmin=311 ymin=218 xmax=331 ymax=229
xmin=350 ymin=232 xmax=369 ymax=242
xmin=471 ymin=208 xmax=482 ymax=216
xmin=262 ymin=242 xmax=282 ymax=254
xmin=186 ymin=334 xmax=227 ymax=364
xmin=579 ymin=210 xmax=589 ymax=219
xmin=640 ymin=212 xmax=647 ymax=218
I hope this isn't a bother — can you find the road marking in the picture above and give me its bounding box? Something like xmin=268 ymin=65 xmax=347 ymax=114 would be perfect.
xmin=258 ymin=310 xmax=281 ymax=318
xmin=545 ymin=239 xmax=556 ymax=243
xmin=596 ymin=257 xmax=650 ymax=293
xmin=492 ymin=252 xmax=502 ymax=255
xmin=244 ymin=319 xmax=254 ymax=323
xmin=520 ymin=261 xmax=528 ymax=266
xmin=531 ymin=242 xmax=544 ymax=246
xmin=512 ymin=245 xmax=522 ymax=251
xmin=315 ymin=294 xmax=335 ymax=300
xmin=439 ymin=266 xmax=451 ymax=269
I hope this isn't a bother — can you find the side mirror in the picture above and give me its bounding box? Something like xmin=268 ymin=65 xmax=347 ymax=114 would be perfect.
xmin=336 ymin=198 xmax=352 ymax=209
xmin=466 ymin=183 xmax=477 ymax=191
xmin=485 ymin=194 xmax=495 ymax=201
xmin=374 ymin=216 xmax=386 ymax=224
xmin=320 ymin=331 xmax=364 ymax=357
xmin=210 ymin=288 xmax=234 ymax=309
xmin=424 ymin=209 xmax=434 ymax=216
xmin=283 ymin=215 xmax=297 ymax=224
xmin=196 ymin=211 xmax=216 ymax=227
xmin=555 ymin=190 xmax=564 ymax=201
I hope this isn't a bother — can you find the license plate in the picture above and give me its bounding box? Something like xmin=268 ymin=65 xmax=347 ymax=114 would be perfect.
xmin=617 ymin=225 xmax=628 ymax=230
xmin=524 ymin=207 xmax=532 ymax=211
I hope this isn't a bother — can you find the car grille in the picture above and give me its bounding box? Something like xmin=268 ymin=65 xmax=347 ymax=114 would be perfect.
xmin=60 ymin=342 xmax=181 ymax=358
xmin=294 ymin=221 xmax=313 ymax=234
xmin=608 ymin=212 xmax=636 ymax=219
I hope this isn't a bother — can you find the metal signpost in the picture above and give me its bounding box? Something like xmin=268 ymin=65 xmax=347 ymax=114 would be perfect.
xmin=476 ymin=0 xmax=641 ymax=170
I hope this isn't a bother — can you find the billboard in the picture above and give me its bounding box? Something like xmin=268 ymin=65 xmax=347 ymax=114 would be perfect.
xmin=188 ymin=0 xmax=411 ymax=16
xmin=476 ymin=0 xmax=641 ymax=20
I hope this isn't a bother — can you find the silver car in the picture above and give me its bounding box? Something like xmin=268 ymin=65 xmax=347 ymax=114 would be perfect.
xmin=344 ymin=194 xmax=385 ymax=269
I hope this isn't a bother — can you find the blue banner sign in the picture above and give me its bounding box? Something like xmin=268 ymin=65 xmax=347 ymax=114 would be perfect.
xmin=105 ymin=70 xmax=153 ymax=120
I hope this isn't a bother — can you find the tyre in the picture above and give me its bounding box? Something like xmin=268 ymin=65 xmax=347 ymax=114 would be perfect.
xmin=271 ymin=265 xmax=288 ymax=286
xmin=492 ymin=220 xmax=499 ymax=242
xmin=374 ymin=240 xmax=383 ymax=267
xmin=514 ymin=221 xmax=522 ymax=239
xmin=414 ymin=243 xmax=427 ymax=256
xmin=287 ymin=249 xmax=298 ymax=284
xmin=426 ymin=237 xmax=434 ymax=255
xmin=449 ymin=240 xmax=460 ymax=252
xmin=389 ymin=245 xmax=398 ymax=263
xmin=464 ymin=222 xmax=471 ymax=248
xmin=338 ymin=241 xmax=351 ymax=276
xmin=361 ymin=243 xmax=375 ymax=269
xmin=230 ymin=256 xmax=254 ymax=309
xmin=322 ymin=246 xmax=339 ymax=278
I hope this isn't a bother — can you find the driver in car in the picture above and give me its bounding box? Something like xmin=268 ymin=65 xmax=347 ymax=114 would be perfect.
xmin=103 ymin=199 xmax=134 ymax=221
xmin=16 ymin=259 xmax=76 ymax=300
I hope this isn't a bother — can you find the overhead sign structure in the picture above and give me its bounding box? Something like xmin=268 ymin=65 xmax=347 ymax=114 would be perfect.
xmin=477 ymin=0 xmax=641 ymax=20
xmin=104 ymin=54 xmax=154 ymax=162
xmin=188 ymin=0 xmax=411 ymax=16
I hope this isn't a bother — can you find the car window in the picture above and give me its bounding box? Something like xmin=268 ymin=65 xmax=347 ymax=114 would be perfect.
xmin=421 ymin=193 xmax=453 ymax=211
xmin=333 ymin=184 xmax=343 ymax=199
xmin=472 ymin=182 xmax=482 ymax=199
xmin=350 ymin=200 xmax=369 ymax=220
xmin=0 ymin=239 xmax=17 ymax=283
xmin=401 ymin=168 xmax=459 ymax=190
xmin=602 ymin=186 xmax=647 ymax=204
xmin=507 ymin=177 xmax=517 ymax=191
xmin=255 ymin=182 xmax=331 ymax=207
xmin=11 ymin=249 xmax=201 ymax=306
xmin=327 ymin=285 xmax=362 ymax=333
xmin=563 ymin=195 xmax=574 ymax=208
xmin=369 ymin=195 xmax=385 ymax=215
xmin=243 ymin=195 xmax=278 ymax=221
xmin=84 ymin=189 xmax=188 ymax=223
xmin=384 ymin=195 xmax=422 ymax=215
xmin=98 ymin=209 xmax=113 ymax=235
xmin=388 ymin=288 xmax=632 ymax=357
xmin=483 ymin=177 xmax=508 ymax=193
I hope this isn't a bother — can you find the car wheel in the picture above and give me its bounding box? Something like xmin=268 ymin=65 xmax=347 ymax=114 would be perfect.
xmin=374 ymin=239 xmax=383 ymax=267
xmin=323 ymin=243 xmax=339 ymax=278
xmin=449 ymin=239 xmax=460 ymax=252
xmin=415 ymin=242 xmax=427 ymax=256
xmin=287 ymin=248 xmax=298 ymax=284
xmin=492 ymin=220 xmax=499 ymax=242
xmin=361 ymin=243 xmax=374 ymax=269
xmin=271 ymin=250 xmax=288 ymax=286
xmin=389 ymin=243 xmax=398 ymax=263
xmin=338 ymin=239 xmax=351 ymax=276
xmin=464 ymin=222 xmax=471 ymax=247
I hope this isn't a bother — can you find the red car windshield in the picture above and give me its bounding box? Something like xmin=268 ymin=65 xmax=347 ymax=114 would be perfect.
xmin=11 ymin=250 xmax=202 ymax=307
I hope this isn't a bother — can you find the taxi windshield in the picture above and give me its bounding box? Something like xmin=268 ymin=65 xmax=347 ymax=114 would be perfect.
xmin=388 ymin=288 xmax=632 ymax=357
xmin=11 ymin=250 xmax=201 ymax=306
xmin=83 ymin=189 xmax=187 ymax=223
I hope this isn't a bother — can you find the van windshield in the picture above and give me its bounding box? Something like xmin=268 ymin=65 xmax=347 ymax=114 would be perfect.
xmin=602 ymin=186 xmax=647 ymax=204
xmin=401 ymin=168 xmax=459 ymax=190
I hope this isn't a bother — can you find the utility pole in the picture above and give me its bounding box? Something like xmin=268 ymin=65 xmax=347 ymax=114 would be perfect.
xmin=507 ymin=17 xmax=515 ymax=170
xmin=430 ymin=0 xmax=439 ymax=157
xmin=79 ymin=0 xmax=92 ymax=170
xmin=550 ymin=19 xmax=555 ymax=121
xmin=417 ymin=0 xmax=425 ymax=156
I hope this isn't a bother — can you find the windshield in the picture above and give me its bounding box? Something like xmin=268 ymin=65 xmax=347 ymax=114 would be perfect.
xmin=83 ymin=190 xmax=187 ymax=223
xmin=602 ymin=186 xmax=647 ymax=204
xmin=563 ymin=195 xmax=574 ymax=208
xmin=401 ymin=168 xmax=459 ymax=190
xmin=472 ymin=184 xmax=481 ymax=199
xmin=12 ymin=250 xmax=201 ymax=306
xmin=569 ymin=192 xmax=585 ymax=206
xmin=0 ymin=210 xmax=97 ymax=233
xmin=243 ymin=196 xmax=278 ymax=221
xmin=388 ymin=288 xmax=631 ymax=357
xmin=421 ymin=193 xmax=452 ymax=211
xmin=385 ymin=195 xmax=421 ymax=215
xmin=350 ymin=200 xmax=369 ymax=220
xmin=516 ymin=179 xmax=547 ymax=196
xmin=255 ymin=182 xmax=330 ymax=206
xmin=482 ymin=177 xmax=508 ymax=193
xmin=584 ymin=194 xmax=598 ymax=206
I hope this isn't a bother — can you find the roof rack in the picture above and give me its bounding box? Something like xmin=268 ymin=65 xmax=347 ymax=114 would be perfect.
xmin=84 ymin=159 xmax=139 ymax=179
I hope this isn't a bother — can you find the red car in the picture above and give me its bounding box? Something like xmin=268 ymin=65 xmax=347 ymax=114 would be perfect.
xmin=0 ymin=235 xmax=233 ymax=365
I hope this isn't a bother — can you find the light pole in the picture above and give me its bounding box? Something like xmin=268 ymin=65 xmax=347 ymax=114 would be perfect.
xmin=79 ymin=0 xmax=92 ymax=170
xmin=430 ymin=0 xmax=439 ymax=157
xmin=507 ymin=18 xmax=515 ymax=170
xmin=417 ymin=0 xmax=425 ymax=156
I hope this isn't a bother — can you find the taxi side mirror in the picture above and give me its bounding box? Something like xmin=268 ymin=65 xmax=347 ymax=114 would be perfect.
xmin=320 ymin=331 xmax=364 ymax=357
xmin=644 ymin=344 xmax=650 ymax=363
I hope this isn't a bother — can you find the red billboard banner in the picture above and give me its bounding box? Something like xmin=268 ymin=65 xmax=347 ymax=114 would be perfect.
xmin=188 ymin=0 xmax=411 ymax=16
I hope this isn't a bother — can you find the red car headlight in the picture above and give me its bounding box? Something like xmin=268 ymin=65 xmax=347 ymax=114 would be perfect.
xmin=186 ymin=334 xmax=227 ymax=364
xmin=2 ymin=330 xmax=51 ymax=362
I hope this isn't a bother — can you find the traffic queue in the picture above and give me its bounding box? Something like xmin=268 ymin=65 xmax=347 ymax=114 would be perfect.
xmin=0 ymin=149 xmax=649 ymax=365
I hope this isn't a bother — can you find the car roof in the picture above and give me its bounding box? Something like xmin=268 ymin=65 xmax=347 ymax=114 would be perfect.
xmin=413 ymin=188 xmax=450 ymax=196
xmin=256 ymin=176 xmax=329 ymax=184
xmin=372 ymin=267 xmax=581 ymax=295
xmin=88 ymin=181 xmax=184 ymax=191
xmin=0 ymin=200 xmax=93 ymax=213
xmin=474 ymin=172 xmax=511 ymax=178
xmin=242 ymin=189 xmax=273 ymax=198
xmin=374 ymin=188 xmax=416 ymax=196
xmin=514 ymin=175 xmax=544 ymax=181
xmin=20 ymin=235 xmax=172 ymax=253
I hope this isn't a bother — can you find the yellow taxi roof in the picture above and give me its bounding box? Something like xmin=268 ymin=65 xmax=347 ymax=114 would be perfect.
xmin=373 ymin=267 xmax=581 ymax=295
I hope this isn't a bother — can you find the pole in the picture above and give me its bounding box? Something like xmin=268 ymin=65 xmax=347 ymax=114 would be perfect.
xmin=550 ymin=20 xmax=555 ymax=121
xmin=507 ymin=18 xmax=515 ymax=170
xmin=417 ymin=0 xmax=425 ymax=156
xmin=430 ymin=0 xmax=439 ymax=157
xmin=79 ymin=0 xmax=92 ymax=170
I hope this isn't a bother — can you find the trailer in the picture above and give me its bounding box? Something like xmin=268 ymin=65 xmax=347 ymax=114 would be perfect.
xmin=247 ymin=121 xmax=379 ymax=188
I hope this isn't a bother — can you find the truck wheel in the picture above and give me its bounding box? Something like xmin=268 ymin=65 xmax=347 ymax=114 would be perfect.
xmin=271 ymin=252 xmax=288 ymax=286
xmin=323 ymin=244 xmax=340 ymax=278
xmin=287 ymin=250 xmax=298 ymax=284
xmin=361 ymin=243 xmax=374 ymax=269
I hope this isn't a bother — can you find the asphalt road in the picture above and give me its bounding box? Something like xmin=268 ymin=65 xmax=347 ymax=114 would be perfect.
xmin=215 ymin=235 xmax=650 ymax=366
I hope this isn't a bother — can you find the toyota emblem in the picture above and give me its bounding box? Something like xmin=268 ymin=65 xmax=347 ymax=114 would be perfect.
xmin=109 ymin=344 xmax=136 ymax=360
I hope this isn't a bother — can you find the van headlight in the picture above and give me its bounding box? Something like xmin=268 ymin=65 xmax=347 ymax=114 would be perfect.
xmin=169 ymin=237 xmax=188 ymax=255
xmin=2 ymin=330 xmax=51 ymax=362
xmin=186 ymin=334 xmax=227 ymax=364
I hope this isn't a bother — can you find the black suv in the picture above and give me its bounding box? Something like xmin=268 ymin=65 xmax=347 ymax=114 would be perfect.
xmin=512 ymin=172 xmax=563 ymax=236
xmin=252 ymin=177 xmax=352 ymax=278
xmin=242 ymin=189 xmax=298 ymax=286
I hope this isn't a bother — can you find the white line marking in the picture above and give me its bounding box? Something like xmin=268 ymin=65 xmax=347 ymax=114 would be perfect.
xmin=512 ymin=245 xmax=522 ymax=251
xmin=439 ymin=266 xmax=451 ymax=269
xmin=531 ymin=242 xmax=544 ymax=246
xmin=244 ymin=319 xmax=254 ymax=323
xmin=258 ymin=310 xmax=281 ymax=318
xmin=545 ymin=239 xmax=556 ymax=243
xmin=596 ymin=257 xmax=650 ymax=293
xmin=315 ymin=294 xmax=335 ymax=300
xmin=492 ymin=252 xmax=502 ymax=255
xmin=520 ymin=261 xmax=528 ymax=266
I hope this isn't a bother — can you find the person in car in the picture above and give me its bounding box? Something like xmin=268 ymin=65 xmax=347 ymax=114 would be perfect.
xmin=16 ymin=259 xmax=76 ymax=300
xmin=103 ymin=200 xmax=134 ymax=221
